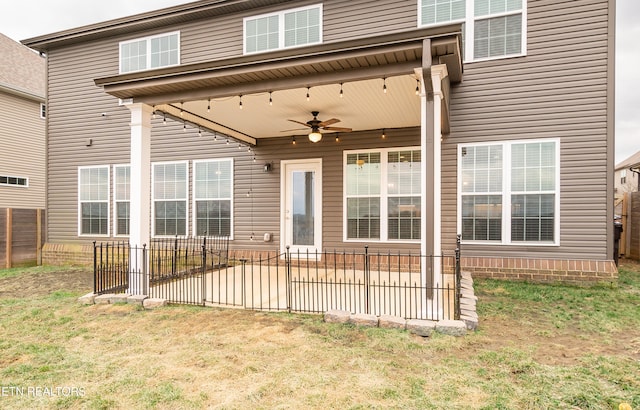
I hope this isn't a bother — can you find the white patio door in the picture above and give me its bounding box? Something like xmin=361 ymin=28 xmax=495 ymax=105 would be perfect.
xmin=281 ymin=159 xmax=322 ymax=254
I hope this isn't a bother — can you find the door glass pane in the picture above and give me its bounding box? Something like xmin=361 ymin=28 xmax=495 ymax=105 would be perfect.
xmin=292 ymin=171 xmax=314 ymax=246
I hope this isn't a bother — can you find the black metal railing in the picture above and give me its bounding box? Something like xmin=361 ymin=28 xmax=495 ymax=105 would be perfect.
xmin=94 ymin=238 xmax=461 ymax=320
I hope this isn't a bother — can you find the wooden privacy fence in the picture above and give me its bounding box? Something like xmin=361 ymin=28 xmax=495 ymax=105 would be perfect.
xmin=0 ymin=208 xmax=45 ymax=268
xmin=617 ymin=192 xmax=640 ymax=260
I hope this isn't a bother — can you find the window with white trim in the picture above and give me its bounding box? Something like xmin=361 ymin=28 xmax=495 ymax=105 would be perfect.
xmin=153 ymin=161 xmax=188 ymax=236
xmin=345 ymin=148 xmax=421 ymax=242
xmin=194 ymin=159 xmax=233 ymax=237
xmin=40 ymin=103 xmax=46 ymax=119
xmin=78 ymin=166 xmax=109 ymax=236
xmin=120 ymin=31 xmax=180 ymax=74
xmin=459 ymin=139 xmax=558 ymax=244
xmin=620 ymin=169 xmax=627 ymax=185
xmin=0 ymin=175 xmax=28 ymax=187
xmin=244 ymin=4 xmax=322 ymax=54
xmin=114 ymin=165 xmax=130 ymax=236
xmin=419 ymin=0 xmax=525 ymax=61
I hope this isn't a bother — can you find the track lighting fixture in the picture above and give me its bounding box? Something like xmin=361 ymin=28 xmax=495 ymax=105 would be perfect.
xmin=383 ymin=78 xmax=387 ymax=94
xmin=339 ymin=82 xmax=344 ymax=98
xmin=207 ymin=98 xmax=211 ymax=112
xmin=239 ymin=95 xmax=243 ymax=109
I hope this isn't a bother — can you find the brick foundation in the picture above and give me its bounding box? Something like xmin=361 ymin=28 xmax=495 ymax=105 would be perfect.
xmin=459 ymin=256 xmax=618 ymax=284
xmin=41 ymin=243 xmax=619 ymax=284
xmin=42 ymin=243 xmax=94 ymax=267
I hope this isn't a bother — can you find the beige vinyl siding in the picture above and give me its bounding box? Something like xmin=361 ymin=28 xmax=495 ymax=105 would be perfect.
xmin=0 ymin=91 xmax=45 ymax=209
xmin=442 ymin=0 xmax=612 ymax=260
xmin=43 ymin=0 xmax=421 ymax=244
xmin=174 ymin=0 xmax=418 ymax=65
xmin=44 ymin=0 xmax=613 ymax=263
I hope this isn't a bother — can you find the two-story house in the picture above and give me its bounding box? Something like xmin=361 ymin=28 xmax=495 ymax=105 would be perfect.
xmin=0 ymin=33 xmax=46 ymax=267
xmin=23 ymin=0 xmax=616 ymax=283
xmin=615 ymin=151 xmax=640 ymax=202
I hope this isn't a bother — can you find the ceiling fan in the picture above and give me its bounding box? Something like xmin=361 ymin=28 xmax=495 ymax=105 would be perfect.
xmin=284 ymin=111 xmax=352 ymax=142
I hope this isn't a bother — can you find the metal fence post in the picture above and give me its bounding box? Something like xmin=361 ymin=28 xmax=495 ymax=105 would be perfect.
xmin=364 ymin=245 xmax=370 ymax=315
xmin=202 ymin=242 xmax=207 ymax=305
xmin=142 ymin=244 xmax=149 ymax=295
xmin=455 ymin=234 xmax=461 ymax=320
xmin=286 ymin=246 xmax=291 ymax=313
xmin=240 ymin=258 xmax=247 ymax=308
xmin=93 ymin=241 xmax=98 ymax=294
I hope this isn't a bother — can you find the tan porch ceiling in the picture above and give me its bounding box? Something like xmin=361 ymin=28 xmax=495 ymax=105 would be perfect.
xmin=95 ymin=26 xmax=463 ymax=144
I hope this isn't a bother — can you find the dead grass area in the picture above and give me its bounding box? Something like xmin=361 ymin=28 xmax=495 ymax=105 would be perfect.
xmin=0 ymin=262 xmax=639 ymax=409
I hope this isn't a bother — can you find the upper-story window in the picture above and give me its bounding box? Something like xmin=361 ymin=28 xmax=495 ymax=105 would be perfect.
xmin=244 ymin=4 xmax=322 ymax=54
xmin=119 ymin=31 xmax=180 ymax=74
xmin=419 ymin=0 xmax=526 ymax=61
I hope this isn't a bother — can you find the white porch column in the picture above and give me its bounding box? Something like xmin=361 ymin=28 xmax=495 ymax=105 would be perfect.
xmin=125 ymin=102 xmax=153 ymax=294
xmin=417 ymin=62 xmax=448 ymax=317
xmin=430 ymin=64 xmax=448 ymax=274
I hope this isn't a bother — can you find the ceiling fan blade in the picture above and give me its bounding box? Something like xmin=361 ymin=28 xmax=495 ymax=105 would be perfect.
xmin=280 ymin=128 xmax=308 ymax=132
xmin=318 ymin=118 xmax=340 ymax=127
xmin=287 ymin=119 xmax=311 ymax=127
xmin=323 ymin=126 xmax=352 ymax=132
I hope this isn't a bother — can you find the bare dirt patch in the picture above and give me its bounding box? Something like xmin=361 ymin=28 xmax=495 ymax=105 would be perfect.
xmin=471 ymin=313 xmax=640 ymax=366
xmin=0 ymin=268 xmax=92 ymax=298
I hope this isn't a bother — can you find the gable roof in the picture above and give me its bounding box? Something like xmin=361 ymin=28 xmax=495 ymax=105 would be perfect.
xmin=615 ymin=150 xmax=640 ymax=171
xmin=0 ymin=33 xmax=45 ymax=100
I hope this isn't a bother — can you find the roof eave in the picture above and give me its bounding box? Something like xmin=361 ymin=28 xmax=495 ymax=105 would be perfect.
xmin=0 ymin=82 xmax=45 ymax=102
xmin=94 ymin=25 xmax=463 ymax=102
xmin=21 ymin=0 xmax=291 ymax=52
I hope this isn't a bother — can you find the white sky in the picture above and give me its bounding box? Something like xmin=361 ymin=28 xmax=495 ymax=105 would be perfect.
xmin=1 ymin=0 xmax=637 ymax=164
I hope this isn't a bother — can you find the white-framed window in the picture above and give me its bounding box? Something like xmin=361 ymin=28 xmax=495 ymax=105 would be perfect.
xmin=119 ymin=31 xmax=180 ymax=74
xmin=78 ymin=166 xmax=109 ymax=236
xmin=458 ymin=139 xmax=559 ymax=245
xmin=418 ymin=0 xmax=526 ymax=61
xmin=244 ymin=4 xmax=322 ymax=54
xmin=193 ymin=159 xmax=233 ymax=237
xmin=0 ymin=175 xmax=28 ymax=187
xmin=152 ymin=161 xmax=188 ymax=237
xmin=40 ymin=103 xmax=46 ymax=119
xmin=620 ymin=169 xmax=627 ymax=185
xmin=113 ymin=164 xmax=130 ymax=236
xmin=344 ymin=147 xmax=421 ymax=242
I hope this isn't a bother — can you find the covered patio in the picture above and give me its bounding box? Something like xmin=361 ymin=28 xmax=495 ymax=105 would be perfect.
xmin=92 ymin=25 xmax=464 ymax=316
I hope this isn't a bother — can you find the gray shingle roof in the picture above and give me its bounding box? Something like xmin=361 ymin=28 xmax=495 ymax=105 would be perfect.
xmin=0 ymin=32 xmax=45 ymax=99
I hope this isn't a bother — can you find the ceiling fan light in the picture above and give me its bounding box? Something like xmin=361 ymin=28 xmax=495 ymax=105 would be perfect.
xmin=308 ymin=131 xmax=322 ymax=143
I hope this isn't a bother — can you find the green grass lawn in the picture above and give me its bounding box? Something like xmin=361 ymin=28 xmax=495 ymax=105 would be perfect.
xmin=0 ymin=261 xmax=638 ymax=409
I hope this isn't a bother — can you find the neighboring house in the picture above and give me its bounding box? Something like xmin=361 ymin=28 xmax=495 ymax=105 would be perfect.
xmin=23 ymin=0 xmax=616 ymax=282
xmin=0 ymin=33 xmax=46 ymax=267
xmin=614 ymin=150 xmax=640 ymax=201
